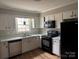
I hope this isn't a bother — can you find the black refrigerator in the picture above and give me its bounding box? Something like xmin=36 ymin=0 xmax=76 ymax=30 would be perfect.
xmin=60 ymin=18 xmax=78 ymax=59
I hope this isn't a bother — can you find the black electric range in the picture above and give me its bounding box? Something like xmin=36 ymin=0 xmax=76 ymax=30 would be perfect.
xmin=41 ymin=30 xmax=59 ymax=53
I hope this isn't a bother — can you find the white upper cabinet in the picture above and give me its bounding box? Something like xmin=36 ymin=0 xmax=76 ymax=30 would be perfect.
xmin=40 ymin=15 xmax=55 ymax=28
xmin=45 ymin=15 xmax=55 ymax=21
xmin=54 ymin=13 xmax=63 ymax=28
xmin=42 ymin=13 xmax=63 ymax=28
xmin=73 ymin=9 xmax=78 ymax=18
xmin=40 ymin=16 xmax=44 ymax=28
xmin=63 ymin=10 xmax=78 ymax=19
xmin=0 ymin=14 xmax=15 ymax=31
xmin=33 ymin=17 xmax=40 ymax=28
xmin=40 ymin=9 xmax=77 ymax=28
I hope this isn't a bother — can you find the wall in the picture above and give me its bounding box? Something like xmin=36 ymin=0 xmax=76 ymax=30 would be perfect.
xmin=0 ymin=8 xmax=41 ymax=37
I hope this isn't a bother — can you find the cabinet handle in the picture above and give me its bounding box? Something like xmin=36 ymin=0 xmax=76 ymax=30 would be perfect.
xmin=70 ymin=11 xmax=74 ymax=17
xmin=70 ymin=11 xmax=77 ymax=17
xmin=73 ymin=14 xmax=76 ymax=17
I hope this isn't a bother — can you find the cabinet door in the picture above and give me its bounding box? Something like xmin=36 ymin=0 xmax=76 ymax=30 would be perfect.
xmin=29 ymin=37 xmax=36 ymax=50
xmin=73 ymin=9 xmax=78 ymax=18
xmin=40 ymin=15 xmax=55 ymax=28
xmin=0 ymin=14 xmax=7 ymax=30
xmin=22 ymin=38 xmax=33 ymax=53
xmin=40 ymin=16 xmax=44 ymax=28
xmin=0 ymin=43 xmax=1 ymax=59
xmin=0 ymin=14 xmax=15 ymax=31
xmin=53 ymin=39 xmax=60 ymax=56
xmin=55 ymin=13 xmax=62 ymax=28
xmin=32 ymin=36 xmax=40 ymax=49
xmin=53 ymin=44 xmax=60 ymax=56
xmin=1 ymin=42 xmax=9 ymax=59
xmin=63 ymin=10 xmax=73 ymax=19
xmin=36 ymin=36 xmax=41 ymax=48
xmin=45 ymin=15 xmax=55 ymax=21
xmin=22 ymin=37 xmax=41 ymax=53
xmin=63 ymin=10 xmax=78 ymax=19
xmin=33 ymin=17 xmax=40 ymax=28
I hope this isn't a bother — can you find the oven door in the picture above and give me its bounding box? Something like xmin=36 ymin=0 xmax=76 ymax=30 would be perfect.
xmin=41 ymin=37 xmax=52 ymax=53
xmin=42 ymin=40 xmax=50 ymax=47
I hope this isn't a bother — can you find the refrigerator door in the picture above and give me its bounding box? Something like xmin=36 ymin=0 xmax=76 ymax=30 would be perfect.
xmin=61 ymin=20 xmax=78 ymax=59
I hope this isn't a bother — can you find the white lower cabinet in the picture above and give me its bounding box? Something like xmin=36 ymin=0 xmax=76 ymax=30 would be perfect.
xmin=22 ymin=36 xmax=40 ymax=53
xmin=52 ymin=37 xmax=60 ymax=56
xmin=0 ymin=44 xmax=1 ymax=59
xmin=0 ymin=36 xmax=41 ymax=59
xmin=36 ymin=36 xmax=41 ymax=48
xmin=22 ymin=38 xmax=31 ymax=53
xmin=0 ymin=42 xmax=9 ymax=59
xmin=30 ymin=36 xmax=40 ymax=49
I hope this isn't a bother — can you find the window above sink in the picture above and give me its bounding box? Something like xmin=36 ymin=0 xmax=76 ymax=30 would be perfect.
xmin=15 ymin=17 xmax=35 ymax=32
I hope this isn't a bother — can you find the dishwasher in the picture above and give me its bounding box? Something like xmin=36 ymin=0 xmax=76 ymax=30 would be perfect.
xmin=8 ymin=39 xmax=22 ymax=57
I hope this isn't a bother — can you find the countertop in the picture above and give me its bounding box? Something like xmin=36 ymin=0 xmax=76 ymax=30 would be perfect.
xmin=0 ymin=34 xmax=46 ymax=42
xmin=52 ymin=36 xmax=60 ymax=40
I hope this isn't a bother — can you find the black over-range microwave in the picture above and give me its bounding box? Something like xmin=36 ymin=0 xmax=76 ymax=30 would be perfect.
xmin=44 ymin=20 xmax=56 ymax=28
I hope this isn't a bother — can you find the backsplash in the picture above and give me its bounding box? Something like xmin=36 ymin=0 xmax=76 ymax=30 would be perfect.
xmin=0 ymin=28 xmax=60 ymax=37
xmin=40 ymin=28 xmax=60 ymax=34
xmin=0 ymin=28 xmax=41 ymax=37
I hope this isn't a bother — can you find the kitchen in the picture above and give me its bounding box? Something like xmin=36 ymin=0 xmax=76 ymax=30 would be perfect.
xmin=0 ymin=0 xmax=78 ymax=59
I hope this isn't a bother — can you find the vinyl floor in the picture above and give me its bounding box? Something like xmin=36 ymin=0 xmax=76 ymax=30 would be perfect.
xmin=11 ymin=48 xmax=60 ymax=59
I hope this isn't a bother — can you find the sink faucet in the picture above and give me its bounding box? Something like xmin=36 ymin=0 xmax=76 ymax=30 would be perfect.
xmin=23 ymin=33 xmax=30 ymax=36
xmin=23 ymin=33 xmax=26 ymax=36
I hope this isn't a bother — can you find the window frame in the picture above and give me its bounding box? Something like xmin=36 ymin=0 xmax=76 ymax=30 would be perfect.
xmin=15 ymin=17 xmax=31 ymax=33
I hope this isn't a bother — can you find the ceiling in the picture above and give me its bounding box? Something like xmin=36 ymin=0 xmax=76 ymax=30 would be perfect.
xmin=0 ymin=0 xmax=77 ymax=13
